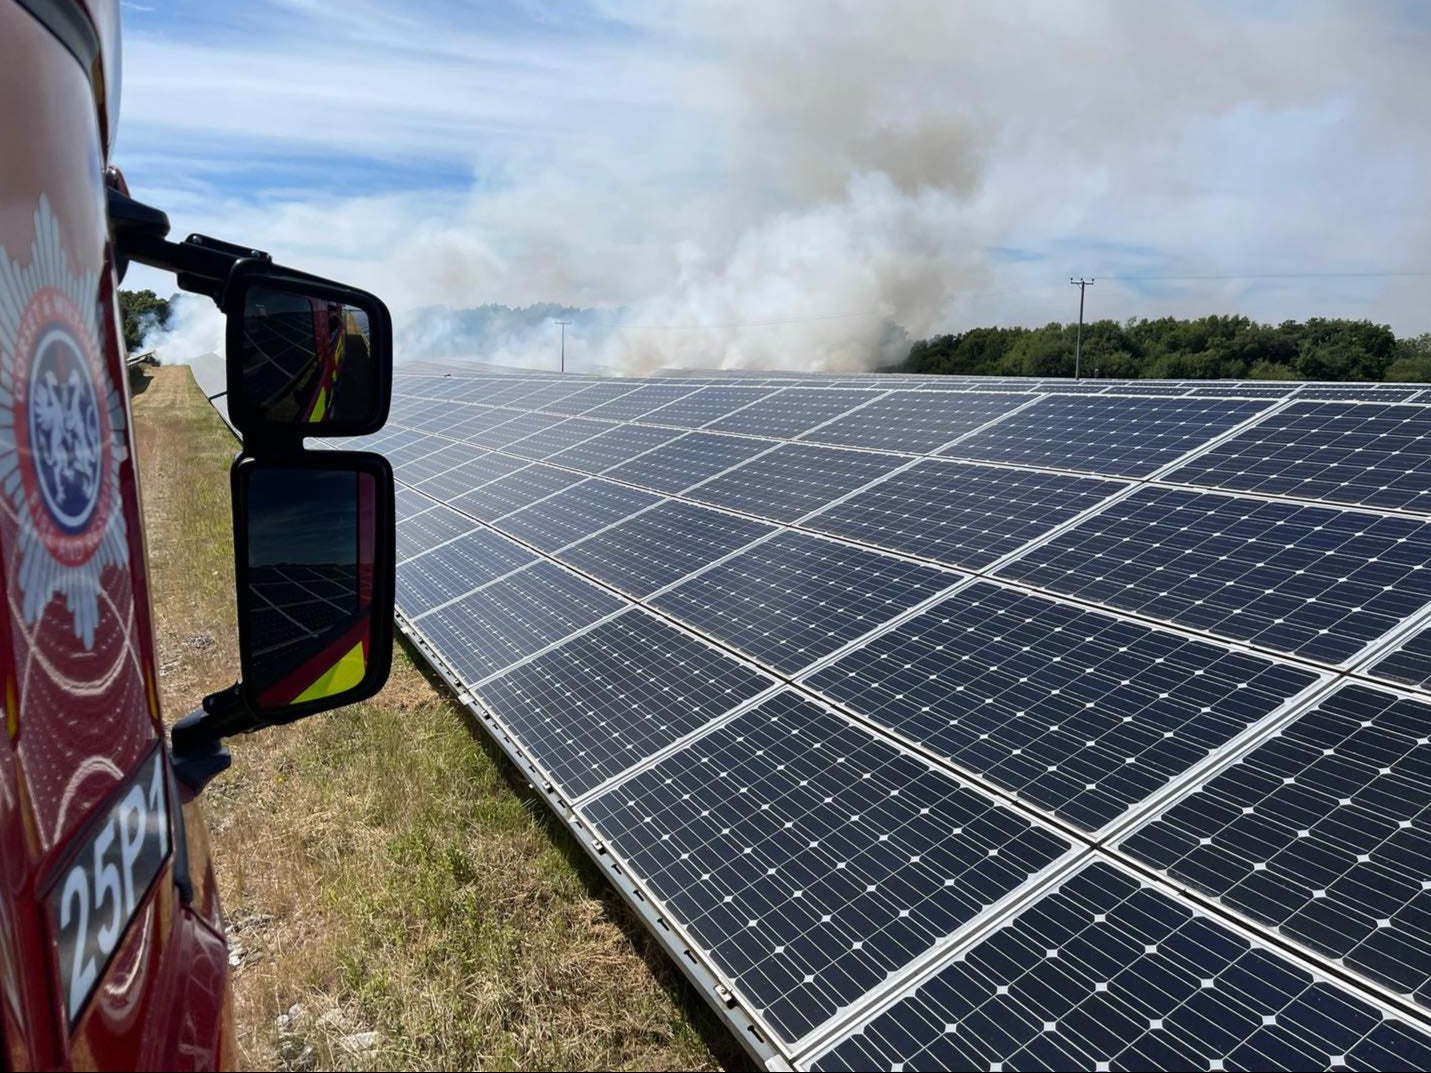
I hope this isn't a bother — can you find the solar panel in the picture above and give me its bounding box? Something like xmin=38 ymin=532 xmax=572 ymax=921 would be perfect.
xmin=650 ymin=531 xmax=956 ymax=674
xmin=799 ymin=391 xmax=1031 ymax=453
xmin=683 ymin=443 xmax=908 ymax=522
xmin=581 ymin=691 xmax=1073 ymax=1043
xmin=941 ymin=395 xmax=1270 ymax=478
xmin=474 ymin=610 xmax=775 ymax=798
xmin=604 ymin=431 xmax=775 ymax=493
xmin=557 ymin=498 xmax=775 ymax=597
xmin=1166 ymin=402 xmax=1431 ymax=513
xmin=804 ymin=458 xmax=1126 ymax=570
xmin=805 ymin=581 xmax=1320 ymax=830
xmin=411 ymin=560 xmax=626 ymax=685
xmin=380 ymin=370 xmax=1431 ymax=1071
xmin=811 ymin=860 xmax=1431 ymax=1072
xmin=998 ymin=486 xmax=1431 ymax=663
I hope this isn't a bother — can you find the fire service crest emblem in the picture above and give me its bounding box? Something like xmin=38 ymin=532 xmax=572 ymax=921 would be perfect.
xmin=0 ymin=196 xmax=129 ymax=650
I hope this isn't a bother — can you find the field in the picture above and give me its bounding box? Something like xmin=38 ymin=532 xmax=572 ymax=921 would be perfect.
xmin=131 ymin=365 xmax=739 ymax=1072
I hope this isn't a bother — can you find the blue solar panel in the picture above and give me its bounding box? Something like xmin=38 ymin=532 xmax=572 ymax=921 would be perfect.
xmin=684 ymin=443 xmax=908 ymax=522
xmin=805 ymin=459 xmax=1125 ymax=570
xmin=651 ymin=531 xmax=956 ymax=674
xmin=800 ymin=391 xmax=1031 ymax=454
xmin=998 ymin=487 xmax=1431 ymax=663
xmin=1369 ymin=624 xmax=1431 ymax=691
xmin=581 ymin=691 xmax=1072 ymax=1043
xmin=446 ymin=463 xmax=587 ymax=522
xmin=806 ymin=582 xmax=1319 ymax=830
xmin=494 ymin=478 xmax=662 ymax=552
xmin=396 ymin=527 xmax=537 ymax=617
xmin=703 ymin=388 xmax=877 ymax=439
xmin=604 ymin=432 xmax=775 ymax=494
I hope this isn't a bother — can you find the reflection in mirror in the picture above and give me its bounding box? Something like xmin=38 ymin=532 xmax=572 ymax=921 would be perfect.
xmin=241 ymin=284 xmax=374 ymax=424
xmin=243 ymin=467 xmax=378 ymax=708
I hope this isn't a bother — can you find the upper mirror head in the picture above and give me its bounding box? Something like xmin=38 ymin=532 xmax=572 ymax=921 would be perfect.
xmin=226 ymin=270 xmax=391 ymax=440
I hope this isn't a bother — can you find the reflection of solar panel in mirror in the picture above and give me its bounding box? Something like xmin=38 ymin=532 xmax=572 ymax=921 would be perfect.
xmin=581 ymin=383 xmax=701 ymax=420
xmin=412 ymin=452 xmax=528 ymax=501
xmin=604 ymin=432 xmax=774 ymax=493
xmin=414 ymin=561 xmax=626 ymax=684
xmin=651 ymin=531 xmax=954 ymax=673
xmin=503 ymin=416 xmax=612 ymax=460
xmin=942 ymin=395 xmax=1269 ymax=477
xmin=582 ymin=691 xmax=1071 ymax=1044
xmin=640 ymin=386 xmax=778 ymax=428
xmin=545 ymin=422 xmax=682 ymax=473
xmin=396 ymin=527 xmax=537 ymax=616
xmin=1122 ymin=684 xmax=1431 ymax=1006
xmin=799 ymin=391 xmax=1030 ymax=453
xmin=806 ymin=582 xmax=1319 ymax=830
xmin=812 ymin=860 xmax=1431 ymax=1073
xmin=1369 ymin=624 xmax=1431 ymax=690
xmin=557 ymin=499 xmax=774 ymax=597
xmin=476 ymin=611 xmax=774 ymax=798
xmin=999 ymin=487 xmax=1431 ymax=663
xmin=1165 ymin=402 xmax=1431 ymax=513
xmin=495 ymin=479 xmax=662 ymax=552
xmin=703 ymin=388 xmax=877 ymax=438
xmin=685 ymin=443 xmax=907 ymax=522
xmin=805 ymin=459 xmax=1125 ymax=569
xmin=397 ymin=503 xmax=477 ymax=561
xmin=447 ymin=464 xmax=585 ymax=522
xmin=467 ymin=410 xmax=565 ymax=449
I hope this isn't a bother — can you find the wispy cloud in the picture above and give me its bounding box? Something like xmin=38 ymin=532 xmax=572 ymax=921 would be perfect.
xmin=120 ymin=1 xmax=1431 ymax=372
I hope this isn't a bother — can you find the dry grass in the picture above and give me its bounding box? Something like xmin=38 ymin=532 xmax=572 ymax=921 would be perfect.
xmin=132 ymin=366 xmax=741 ymax=1072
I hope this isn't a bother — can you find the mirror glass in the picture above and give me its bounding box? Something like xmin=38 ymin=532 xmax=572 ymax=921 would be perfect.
xmin=240 ymin=284 xmax=375 ymax=425
xmin=242 ymin=466 xmax=379 ymax=708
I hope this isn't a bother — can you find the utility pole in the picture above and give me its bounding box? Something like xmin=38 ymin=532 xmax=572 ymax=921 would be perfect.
xmin=555 ymin=318 xmax=570 ymax=373
xmin=1069 ymin=277 xmax=1094 ymax=380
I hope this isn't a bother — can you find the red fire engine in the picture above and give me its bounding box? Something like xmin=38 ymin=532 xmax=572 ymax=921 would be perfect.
xmin=0 ymin=2 xmax=397 ymax=1067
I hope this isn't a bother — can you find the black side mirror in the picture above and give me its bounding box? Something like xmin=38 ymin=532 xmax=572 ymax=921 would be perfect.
xmin=232 ymin=451 xmax=395 ymax=720
xmin=225 ymin=263 xmax=392 ymax=440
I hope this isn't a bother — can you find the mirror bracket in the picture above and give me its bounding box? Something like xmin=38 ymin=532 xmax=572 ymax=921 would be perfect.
xmin=168 ymin=684 xmax=252 ymax=793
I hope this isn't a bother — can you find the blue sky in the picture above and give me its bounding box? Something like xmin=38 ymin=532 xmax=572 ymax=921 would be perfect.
xmin=117 ymin=1 xmax=1431 ymax=371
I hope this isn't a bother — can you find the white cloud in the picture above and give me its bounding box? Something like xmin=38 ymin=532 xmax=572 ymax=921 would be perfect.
xmin=117 ymin=1 xmax=1431 ymax=371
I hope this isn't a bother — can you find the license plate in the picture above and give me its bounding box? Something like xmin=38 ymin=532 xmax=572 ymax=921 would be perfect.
xmin=47 ymin=745 xmax=172 ymax=1026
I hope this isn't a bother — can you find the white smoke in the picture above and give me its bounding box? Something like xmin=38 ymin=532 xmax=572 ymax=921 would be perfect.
xmin=139 ymin=293 xmax=225 ymax=365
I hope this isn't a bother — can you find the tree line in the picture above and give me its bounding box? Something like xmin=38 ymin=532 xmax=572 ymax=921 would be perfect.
xmin=900 ymin=315 xmax=1431 ymax=382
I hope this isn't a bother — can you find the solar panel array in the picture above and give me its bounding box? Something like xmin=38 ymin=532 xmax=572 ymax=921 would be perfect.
xmin=326 ymin=367 xmax=1431 ymax=1070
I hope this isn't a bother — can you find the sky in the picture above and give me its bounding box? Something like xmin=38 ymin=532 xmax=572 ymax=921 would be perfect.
xmin=116 ymin=0 xmax=1431 ymax=373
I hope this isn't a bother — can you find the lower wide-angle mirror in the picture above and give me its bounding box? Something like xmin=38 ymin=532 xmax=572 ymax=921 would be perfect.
xmin=233 ymin=452 xmax=395 ymax=720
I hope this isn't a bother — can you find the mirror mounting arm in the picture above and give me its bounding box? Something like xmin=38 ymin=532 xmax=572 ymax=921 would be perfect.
xmin=169 ymin=682 xmax=265 ymax=793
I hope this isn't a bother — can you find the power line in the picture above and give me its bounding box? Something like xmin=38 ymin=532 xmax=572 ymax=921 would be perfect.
xmin=618 ymin=309 xmax=883 ymax=331
xmin=1098 ymin=270 xmax=1431 ymax=282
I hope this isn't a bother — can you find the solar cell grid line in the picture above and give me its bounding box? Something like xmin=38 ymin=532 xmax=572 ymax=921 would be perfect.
xmin=604 ymin=431 xmax=778 ymax=494
xmin=797 ymin=391 xmax=1035 ymax=454
xmin=412 ymin=559 xmax=628 ymax=685
xmin=579 ymin=690 xmax=1075 ymax=1046
xmin=806 ymin=858 xmax=1431 ymax=1073
xmin=804 ymin=458 xmax=1129 ymax=571
xmin=703 ymin=388 xmax=886 ymax=439
xmin=557 ymin=497 xmax=777 ymax=598
xmin=382 ymin=437 xmax=454 ymax=471
xmin=1162 ymin=401 xmax=1431 ymax=515
xmin=1186 ymin=383 xmax=1297 ymax=398
xmin=395 ymin=526 xmax=539 ymax=618
xmin=544 ymin=422 xmax=683 ymax=475
xmin=582 ymin=383 xmax=703 ymax=421
xmin=681 ymin=443 xmax=909 ymax=524
xmin=473 ymin=610 xmax=778 ymax=799
xmin=411 ymin=451 xmax=530 ymax=502
xmin=394 ymin=484 xmax=431 ymax=521
xmin=1296 ymin=387 xmax=1423 ymax=402
xmin=396 ymin=503 xmax=478 ymax=562
xmin=801 ymin=580 xmax=1322 ymax=832
xmin=1119 ymin=683 xmax=1431 ymax=1011
xmin=539 ymin=380 xmax=644 ymax=415
xmin=501 ymin=416 xmax=614 ymax=461
xmin=995 ymin=485 xmax=1431 ymax=665
xmin=649 ymin=529 xmax=959 ymax=674
xmin=491 ymin=380 xmax=594 ymax=410
xmin=444 ymin=463 xmax=587 ymax=522
xmin=638 ymin=385 xmax=781 ymax=429
xmin=939 ymin=395 xmax=1272 ymax=478
xmin=494 ymin=478 xmax=664 ymax=553
xmin=425 ymin=405 xmax=516 ymax=441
